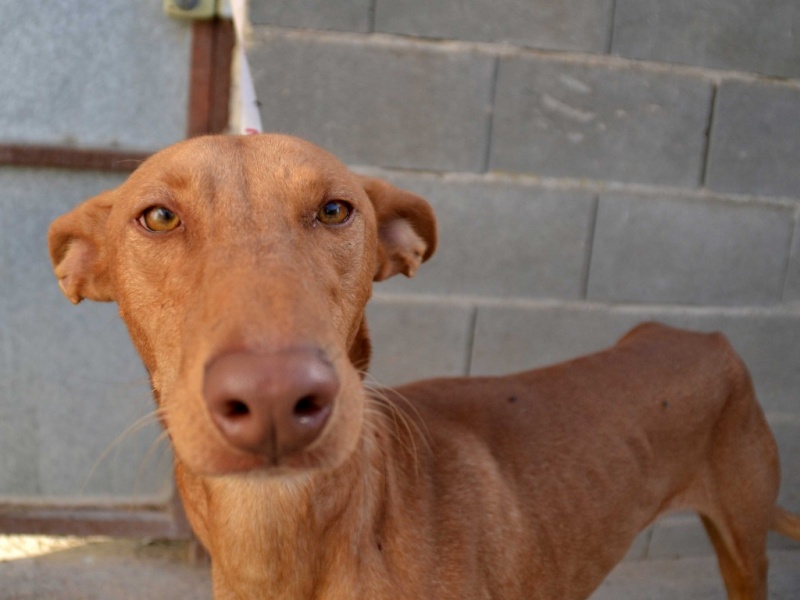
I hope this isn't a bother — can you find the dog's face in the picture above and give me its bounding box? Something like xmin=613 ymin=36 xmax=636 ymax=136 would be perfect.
xmin=48 ymin=134 xmax=436 ymax=477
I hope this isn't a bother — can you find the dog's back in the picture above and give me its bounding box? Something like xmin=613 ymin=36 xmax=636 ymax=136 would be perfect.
xmin=388 ymin=322 xmax=780 ymax=598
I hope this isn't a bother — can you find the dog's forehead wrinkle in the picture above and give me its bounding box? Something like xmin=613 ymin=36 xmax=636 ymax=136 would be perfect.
xmin=254 ymin=163 xmax=348 ymax=201
xmin=243 ymin=139 xmax=355 ymax=195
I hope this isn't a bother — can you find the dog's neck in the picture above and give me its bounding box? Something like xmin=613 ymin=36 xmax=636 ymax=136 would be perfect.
xmin=175 ymin=395 xmax=425 ymax=597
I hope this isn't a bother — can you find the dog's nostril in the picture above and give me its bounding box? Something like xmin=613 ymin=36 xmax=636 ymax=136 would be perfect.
xmin=293 ymin=396 xmax=324 ymax=421
xmin=224 ymin=399 xmax=250 ymax=418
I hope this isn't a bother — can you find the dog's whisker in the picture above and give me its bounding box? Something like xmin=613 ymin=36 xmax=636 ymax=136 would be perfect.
xmin=81 ymin=406 xmax=165 ymax=494
xmin=134 ymin=429 xmax=172 ymax=495
xmin=363 ymin=394 xmax=425 ymax=480
xmin=366 ymin=382 xmax=432 ymax=452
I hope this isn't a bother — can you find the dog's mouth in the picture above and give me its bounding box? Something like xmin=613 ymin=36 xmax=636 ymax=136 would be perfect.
xmin=169 ymin=410 xmax=352 ymax=478
xmin=183 ymin=435 xmax=337 ymax=478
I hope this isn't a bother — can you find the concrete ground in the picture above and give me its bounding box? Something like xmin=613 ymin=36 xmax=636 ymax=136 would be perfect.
xmin=591 ymin=551 xmax=800 ymax=599
xmin=0 ymin=536 xmax=211 ymax=600
xmin=0 ymin=535 xmax=797 ymax=599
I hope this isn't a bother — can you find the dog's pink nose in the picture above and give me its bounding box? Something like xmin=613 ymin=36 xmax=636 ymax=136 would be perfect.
xmin=203 ymin=348 xmax=338 ymax=461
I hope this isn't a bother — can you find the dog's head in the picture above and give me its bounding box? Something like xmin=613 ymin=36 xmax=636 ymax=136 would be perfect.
xmin=48 ymin=134 xmax=436 ymax=477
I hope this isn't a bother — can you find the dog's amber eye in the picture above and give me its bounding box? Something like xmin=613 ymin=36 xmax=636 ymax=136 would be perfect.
xmin=316 ymin=200 xmax=352 ymax=226
xmin=139 ymin=206 xmax=181 ymax=233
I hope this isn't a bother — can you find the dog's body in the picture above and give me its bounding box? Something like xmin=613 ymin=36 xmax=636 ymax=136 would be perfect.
xmin=49 ymin=134 xmax=800 ymax=599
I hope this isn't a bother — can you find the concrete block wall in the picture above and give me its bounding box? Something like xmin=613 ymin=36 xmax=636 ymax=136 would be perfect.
xmin=246 ymin=0 xmax=800 ymax=558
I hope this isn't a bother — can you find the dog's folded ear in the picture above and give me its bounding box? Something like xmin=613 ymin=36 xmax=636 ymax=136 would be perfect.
xmin=357 ymin=176 xmax=437 ymax=282
xmin=48 ymin=191 xmax=116 ymax=304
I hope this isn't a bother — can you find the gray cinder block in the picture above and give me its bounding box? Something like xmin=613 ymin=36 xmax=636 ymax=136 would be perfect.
xmin=366 ymin=296 xmax=474 ymax=386
xmin=0 ymin=406 xmax=40 ymax=496
xmin=374 ymin=0 xmax=613 ymax=53
xmin=371 ymin=173 xmax=596 ymax=300
xmin=250 ymin=0 xmax=372 ymax=33
xmin=0 ymin=1 xmax=190 ymax=151
xmin=612 ymin=0 xmax=800 ymax=79
xmin=249 ymin=34 xmax=495 ymax=172
xmin=784 ymin=216 xmax=800 ymax=304
xmin=706 ymin=80 xmax=800 ymax=199
xmin=490 ymin=57 xmax=713 ymax=187
xmin=587 ymin=193 xmax=794 ymax=306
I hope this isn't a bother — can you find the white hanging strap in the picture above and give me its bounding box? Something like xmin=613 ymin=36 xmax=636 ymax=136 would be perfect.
xmin=229 ymin=0 xmax=263 ymax=135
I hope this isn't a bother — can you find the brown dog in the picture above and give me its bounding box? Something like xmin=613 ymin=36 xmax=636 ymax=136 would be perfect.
xmin=49 ymin=134 xmax=799 ymax=599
